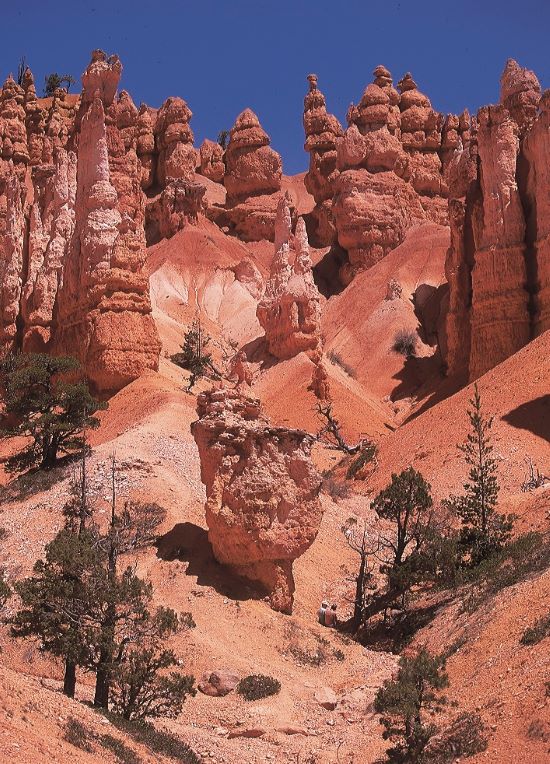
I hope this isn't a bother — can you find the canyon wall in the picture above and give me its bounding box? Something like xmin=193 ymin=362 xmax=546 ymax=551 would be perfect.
xmin=443 ymin=59 xmax=549 ymax=381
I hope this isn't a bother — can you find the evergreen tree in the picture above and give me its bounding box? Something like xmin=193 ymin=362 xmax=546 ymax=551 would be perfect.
xmin=444 ymin=385 xmax=514 ymax=565
xmin=172 ymin=318 xmax=214 ymax=391
xmin=111 ymin=608 xmax=195 ymax=720
xmin=0 ymin=353 xmax=106 ymax=472
xmin=371 ymin=467 xmax=434 ymax=569
xmin=43 ymin=73 xmax=76 ymax=96
xmin=11 ymin=526 xmax=104 ymax=697
xmin=374 ymin=648 xmax=449 ymax=763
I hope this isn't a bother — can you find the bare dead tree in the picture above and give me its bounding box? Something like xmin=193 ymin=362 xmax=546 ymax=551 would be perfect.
xmin=521 ymin=457 xmax=548 ymax=492
xmin=342 ymin=517 xmax=381 ymax=632
xmin=316 ymin=403 xmax=361 ymax=454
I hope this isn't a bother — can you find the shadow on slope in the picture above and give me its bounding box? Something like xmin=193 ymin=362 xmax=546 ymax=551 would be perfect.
xmin=502 ymin=395 xmax=550 ymax=443
xmin=156 ymin=521 xmax=267 ymax=603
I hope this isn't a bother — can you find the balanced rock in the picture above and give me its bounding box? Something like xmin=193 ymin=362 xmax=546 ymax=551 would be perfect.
xmin=191 ymin=386 xmax=323 ymax=614
xmin=257 ymin=195 xmax=322 ymax=360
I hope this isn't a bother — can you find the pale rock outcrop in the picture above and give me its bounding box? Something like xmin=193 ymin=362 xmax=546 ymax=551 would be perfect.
xmin=224 ymin=109 xmax=283 ymax=241
xmin=257 ymin=196 xmax=322 ymax=360
xmin=81 ymin=49 xmax=122 ymax=106
xmin=21 ymin=149 xmax=77 ymax=352
xmin=199 ymin=138 xmax=225 ymax=183
xmin=303 ymin=74 xmax=343 ymax=245
xmin=0 ymin=175 xmax=25 ymax=351
xmin=191 ymin=387 xmax=323 ymax=614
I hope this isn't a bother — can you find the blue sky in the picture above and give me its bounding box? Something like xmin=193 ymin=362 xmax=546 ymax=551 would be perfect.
xmin=3 ymin=0 xmax=549 ymax=173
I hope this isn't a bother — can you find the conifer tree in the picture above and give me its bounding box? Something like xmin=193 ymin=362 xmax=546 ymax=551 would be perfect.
xmin=172 ymin=318 xmax=214 ymax=391
xmin=0 ymin=353 xmax=106 ymax=472
xmin=374 ymin=648 xmax=449 ymax=763
xmin=444 ymin=385 xmax=514 ymax=565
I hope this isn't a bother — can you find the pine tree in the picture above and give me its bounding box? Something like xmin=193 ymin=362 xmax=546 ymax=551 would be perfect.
xmin=444 ymin=385 xmax=514 ymax=565
xmin=371 ymin=467 xmax=434 ymax=568
xmin=11 ymin=526 xmax=104 ymax=697
xmin=172 ymin=318 xmax=214 ymax=391
xmin=43 ymin=73 xmax=76 ymax=96
xmin=374 ymin=648 xmax=449 ymax=763
xmin=0 ymin=353 xmax=107 ymax=472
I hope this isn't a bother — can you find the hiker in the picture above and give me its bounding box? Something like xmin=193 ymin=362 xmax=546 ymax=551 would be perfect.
xmin=325 ymin=603 xmax=338 ymax=628
xmin=318 ymin=600 xmax=328 ymax=626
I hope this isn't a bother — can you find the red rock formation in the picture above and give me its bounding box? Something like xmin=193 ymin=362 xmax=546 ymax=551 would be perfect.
xmin=199 ymin=138 xmax=225 ymax=183
xmin=0 ymin=175 xmax=24 ymax=351
xmin=257 ymin=196 xmax=322 ymax=360
xmin=21 ymin=149 xmax=77 ymax=352
xmin=55 ymin=57 xmax=159 ymax=392
xmin=154 ymin=96 xmax=197 ymax=187
xmin=303 ymin=74 xmax=343 ymax=245
xmin=0 ymin=51 xmax=164 ymax=387
xmin=523 ymin=90 xmax=550 ymax=335
xmin=443 ymin=60 xmax=549 ymax=381
xmin=148 ymin=178 xmax=206 ymax=240
xmin=136 ymin=105 xmax=156 ymax=189
xmin=500 ymin=58 xmax=541 ymax=135
xmin=223 ymin=109 xmax=283 ymax=241
xmin=191 ymin=387 xmax=323 ymax=614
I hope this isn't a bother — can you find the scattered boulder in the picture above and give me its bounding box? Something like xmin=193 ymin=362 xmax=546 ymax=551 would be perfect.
xmin=198 ymin=669 xmax=240 ymax=697
xmin=314 ymin=687 xmax=338 ymax=710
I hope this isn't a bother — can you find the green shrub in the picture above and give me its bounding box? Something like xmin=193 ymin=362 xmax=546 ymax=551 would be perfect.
xmin=237 ymin=674 xmax=281 ymax=701
xmin=288 ymin=645 xmax=326 ymax=667
xmin=520 ymin=612 xmax=550 ymax=645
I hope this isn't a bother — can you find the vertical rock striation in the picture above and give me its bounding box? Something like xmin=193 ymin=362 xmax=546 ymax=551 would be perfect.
xmin=443 ymin=59 xmax=548 ymax=381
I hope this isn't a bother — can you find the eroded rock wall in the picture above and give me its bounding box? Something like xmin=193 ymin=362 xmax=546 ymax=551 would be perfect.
xmin=443 ymin=60 xmax=548 ymax=381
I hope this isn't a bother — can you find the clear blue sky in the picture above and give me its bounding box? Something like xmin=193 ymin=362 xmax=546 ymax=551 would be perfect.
xmin=3 ymin=0 xmax=549 ymax=174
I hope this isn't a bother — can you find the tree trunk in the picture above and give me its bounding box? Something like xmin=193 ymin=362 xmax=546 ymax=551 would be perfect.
xmin=63 ymin=660 xmax=76 ymax=698
xmin=352 ymin=554 xmax=366 ymax=632
xmin=94 ymin=659 xmax=110 ymax=708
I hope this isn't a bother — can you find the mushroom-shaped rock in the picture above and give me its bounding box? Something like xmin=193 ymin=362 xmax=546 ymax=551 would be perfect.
xmin=224 ymin=108 xmax=282 ymax=201
xmin=191 ymin=387 xmax=323 ymax=614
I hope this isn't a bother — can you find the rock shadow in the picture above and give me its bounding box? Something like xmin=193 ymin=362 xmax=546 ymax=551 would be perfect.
xmin=156 ymin=521 xmax=267 ymax=603
xmin=239 ymin=335 xmax=279 ymax=371
xmin=502 ymin=395 xmax=550 ymax=443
